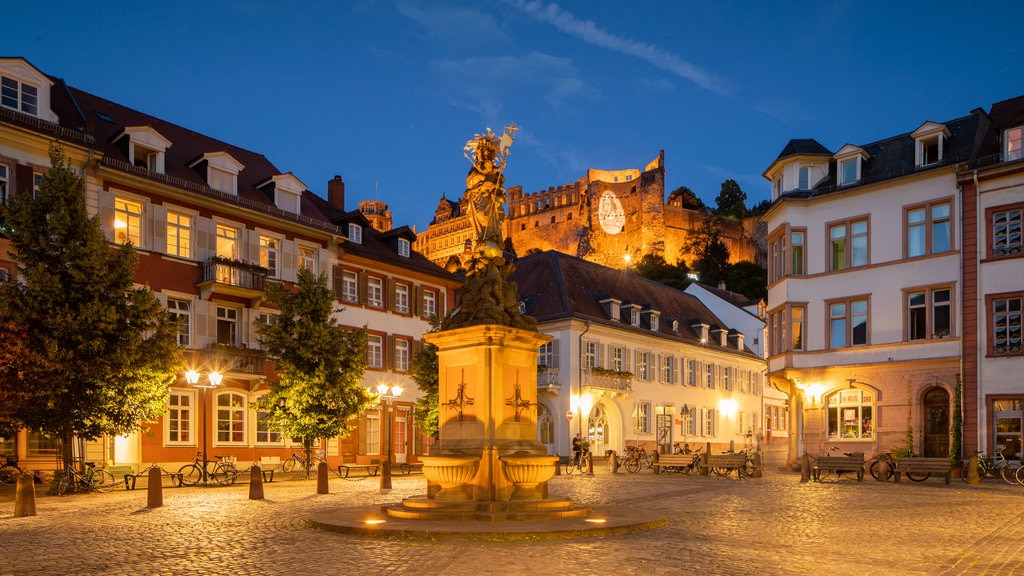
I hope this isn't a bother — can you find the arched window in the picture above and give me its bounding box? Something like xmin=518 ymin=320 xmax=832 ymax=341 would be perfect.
xmin=588 ymin=404 xmax=608 ymax=454
xmin=825 ymin=389 xmax=873 ymax=440
xmin=537 ymin=403 xmax=554 ymax=445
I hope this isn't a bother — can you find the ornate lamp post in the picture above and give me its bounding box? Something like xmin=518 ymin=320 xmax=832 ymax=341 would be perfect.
xmin=186 ymin=369 xmax=223 ymax=484
xmin=376 ymin=383 xmax=403 ymax=493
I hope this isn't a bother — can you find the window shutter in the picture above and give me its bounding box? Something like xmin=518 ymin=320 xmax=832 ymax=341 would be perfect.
xmin=413 ymin=285 xmax=422 ymax=316
xmin=551 ymin=339 xmax=560 ymax=370
xmin=385 ymin=334 xmax=395 ymax=370
xmin=15 ymin=164 xmax=33 ymax=196
xmin=148 ymin=202 xmax=163 ymax=251
xmin=331 ymin=265 xmax=344 ymax=299
xmin=385 ymin=277 xmax=395 ymax=311
xmin=358 ymin=271 xmax=368 ymax=305
xmin=97 ymin=189 xmax=116 ymax=243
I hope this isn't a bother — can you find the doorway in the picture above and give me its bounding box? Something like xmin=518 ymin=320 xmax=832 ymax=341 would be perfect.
xmin=923 ymin=387 xmax=949 ymax=457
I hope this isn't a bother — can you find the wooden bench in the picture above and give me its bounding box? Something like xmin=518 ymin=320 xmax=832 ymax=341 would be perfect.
xmin=124 ymin=467 xmax=184 ymax=490
xmin=895 ymin=457 xmax=953 ymax=484
xmin=653 ymin=453 xmax=693 ymax=474
xmin=813 ymin=454 xmax=865 ymax=481
xmin=337 ymin=464 xmax=379 ymax=479
xmin=700 ymin=453 xmax=749 ymax=476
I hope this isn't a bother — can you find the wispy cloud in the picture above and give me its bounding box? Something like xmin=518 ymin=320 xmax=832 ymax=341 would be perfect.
xmin=505 ymin=0 xmax=730 ymax=95
xmin=396 ymin=1 xmax=511 ymax=46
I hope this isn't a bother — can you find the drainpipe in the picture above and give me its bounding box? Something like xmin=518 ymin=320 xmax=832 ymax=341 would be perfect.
xmin=577 ymin=318 xmax=592 ymax=442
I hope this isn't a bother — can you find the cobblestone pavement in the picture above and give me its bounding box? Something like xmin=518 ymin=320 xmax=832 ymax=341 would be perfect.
xmin=2 ymin=460 xmax=1023 ymax=576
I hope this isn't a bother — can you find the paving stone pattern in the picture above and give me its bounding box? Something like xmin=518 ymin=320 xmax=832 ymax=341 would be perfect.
xmin=2 ymin=459 xmax=1022 ymax=576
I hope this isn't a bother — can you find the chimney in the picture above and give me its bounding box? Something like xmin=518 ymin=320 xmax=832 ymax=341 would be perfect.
xmin=328 ymin=175 xmax=345 ymax=212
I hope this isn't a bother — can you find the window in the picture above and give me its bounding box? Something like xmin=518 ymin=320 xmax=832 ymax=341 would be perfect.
xmin=538 ymin=343 xmax=554 ymax=368
xmin=395 ymin=339 xmax=410 ymax=372
xmin=166 ymin=391 xmax=193 ymax=444
xmin=611 ymin=346 xmax=624 ymax=372
xmin=166 ymin=211 xmax=191 ymax=258
xmin=826 ymin=389 xmax=873 ymax=440
xmin=829 ymin=219 xmax=868 ymax=270
xmin=661 ymin=355 xmax=674 ymax=383
xmin=255 ymin=405 xmax=283 ymax=444
xmin=829 ymin=298 xmax=868 ymax=348
xmin=348 ymin=223 xmax=362 ymax=244
xmin=636 ymin=351 xmax=650 ymax=380
xmin=992 ymin=208 xmax=1022 ymax=258
xmin=907 ymin=201 xmax=951 ymax=257
xmin=992 ymin=295 xmax=1022 ymax=356
xmin=722 ymin=366 xmax=732 ymax=391
xmin=398 ymin=238 xmax=410 ymax=257
xmin=705 ymin=363 xmax=715 ymax=389
xmin=365 ymin=411 xmax=381 ymax=455
xmin=367 ymin=335 xmax=383 ymax=368
xmin=1 ymin=75 xmax=38 ymax=115
xmin=583 ymin=341 xmax=599 ymax=370
xmin=907 ymin=287 xmax=952 ymax=340
xmin=215 ymin=392 xmax=246 ymax=444
xmin=167 ymin=298 xmax=191 ymax=347
xmin=1006 ymin=127 xmax=1023 ymax=162
xmin=423 ymin=290 xmax=436 ymax=318
xmin=216 ymin=224 xmax=238 ymax=259
xmin=341 ymin=271 xmax=358 ymax=303
xmin=681 ymin=405 xmax=697 ymax=437
xmin=702 ymin=408 xmax=718 ymax=437
xmin=32 ymin=172 xmax=42 ymax=199
xmin=633 ymin=402 xmax=651 ymax=434
xmin=216 ymin=306 xmax=238 ymax=345
xmin=26 ymin=431 xmax=59 ymax=457
xmin=298 ymin=246 xmax=316 ymax=273
xmin=791 ymin=230 xmax=805 ymax=275
xmin=0 ymin=164 xmax=7 ymax=203
xmin=798 ymin=166 xmax=809 ymax=190
xmin=686 ymin=359 xmax=697 ymax=387
xmin=790 ymin=306 xmax=804 ymax=351
xmin=259 ymin=236 xmax=279 ymax=277
xmin=630 ymin=307 xmax=640 ymax=326
xmin=395 ymin=284 xmax=409 ymax=314
xmin=367 ymin=277 xmax=383 ymax=308
xmin=114 ymin=197 xmax=143 ymax=246
xmin=839 ymin=158 xmax=858 ymax=185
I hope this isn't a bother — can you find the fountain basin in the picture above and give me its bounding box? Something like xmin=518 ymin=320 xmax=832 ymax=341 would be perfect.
xmin=421 ymin=456 xmax=481 ymax=501
xmin=500 ymin=455 xmax=558 ymax=500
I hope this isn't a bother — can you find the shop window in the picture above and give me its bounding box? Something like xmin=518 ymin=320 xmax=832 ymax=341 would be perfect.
xmin=826 ymin=389 xmax=873 ymax=440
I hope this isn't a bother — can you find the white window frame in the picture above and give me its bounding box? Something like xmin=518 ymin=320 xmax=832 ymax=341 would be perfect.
xmin=583 ymin=340 xmax=599 ymax=370
xmin=297 ymin=245 xmax=316 ymax=273
xmin=348 ymin=223 xmax=363 ymax=244
xmin=341 ymin=271 xmax=358 ymax=303
xmin=636 ymin=350 xmax=650 ymax=381
xmin=114 ymin=196 xmax=143 ymax=246
xmin=1005 ymin=127 xmax=1023 ymax=162
xmin=395 ymin=339 xmax=410 ymax=372
xmin=216 ymin=306 xmax=238 ymax=346
xmin=166 ymin=210 xmax=192 ymax=258
xmin=259 ymin=235 xmax=279 ymax=278
xmin=611 ymin=346 xmax=624 ymax=372
xmin=422 ymin=290 xmax=437 ymax=318
xmin=661 ymin=355 xmax=674 ymax=383
xmin=167 ymin=297 xmax=192 ymax=347
xmin=1 ymin=75 xmax=38 ymax=116
xmin=214 ymin=391 xmax=247 ymax=445
xmin=394 ymin=284 xmax=409 ymax=314
xmin=166 ymin=390 xmax=195 ymax=445
xmin=254 ymin=395 xmax=284 ymax=445
xmin=398 ymin=238 xmax=410 ymax=257
xmin=367 ymin=334 xmax=383 ymax=368
xmin=633 ymin=401 xmax=651 ymax=434
xmin=215 ymin=224 xmax=238 ymax=260
xmin=367 ymin=277 xmax=384 ymax=308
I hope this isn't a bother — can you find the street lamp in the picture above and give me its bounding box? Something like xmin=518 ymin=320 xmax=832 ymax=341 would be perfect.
xmin=376 ymin=383 xmax=403 ymax=493
xmin=186 ymin=369 xmax=223 ymax=484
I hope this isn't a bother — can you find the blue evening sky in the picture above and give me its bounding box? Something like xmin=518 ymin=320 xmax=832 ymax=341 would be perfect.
xmin=6 ymin=1 xmax=1021 ymax=230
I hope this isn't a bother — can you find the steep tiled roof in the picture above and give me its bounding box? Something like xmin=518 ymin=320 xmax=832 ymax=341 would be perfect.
xmin=973 ymin=94 xmax=1024 ymax=165
xmin=774 ymin=138 xmax=832 ymax=161
xmin=512 ymin=251 xmax=755 ymax=354
xmin=691 ymin=282 xmax=760 ymax=309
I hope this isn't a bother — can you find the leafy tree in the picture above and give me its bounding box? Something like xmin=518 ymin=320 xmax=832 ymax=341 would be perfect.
xmin=684 ymin=216 xmax=731 ymax=287
xmin=668 ymin=186 xmax=705 ymax=210
xmin=255 ymin=267 xmax=372 ymax=477
xmin=633 ymin=253 xmax=691 ymax=291
xmin=723 ymin=261 xmax=767 ymax=301
xmin=747 ymin=198 xmax=772 ymax=217
xmin=409 ymin=343 xmax=440 ymax=440
xmin=0 ymin=143 xmax=180 ymax=471
xmin=714 ymin=179 xmax=747 ymax=218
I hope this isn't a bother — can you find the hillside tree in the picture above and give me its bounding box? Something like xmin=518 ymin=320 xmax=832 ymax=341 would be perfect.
xmin=0 ymin=143 xmax=180 ymax=471
xmin=714 ymin=179 xmax=747 ymax=218
xmin=254 ymin=266 xmax=371 ymax=476
xmin=633 ymin=253 xmax=691 ymax=291
xmin=684 ymin=216 xmax=732 ymax=287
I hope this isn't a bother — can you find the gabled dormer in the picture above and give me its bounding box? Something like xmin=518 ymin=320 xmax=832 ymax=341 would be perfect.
xmin=624 ymin=304 xmax=642 ymax=327
xmin=117 ymin=126 xmax=172 ymax=174
xmin=190 ymin=151 xmax=244 ymax=195
xmin=641 ymin=308 xmax=660 ymax=332
xmin=712 ymin=327 xmax=728 ymax=346
xmin=379 ymin=226 xmax=417 ymax=258
xmin=599 ymin=297 xmax=622 ymax=322
xmin=258 ymin=173 xmax=305 ymax=215
xmin=0 ymin=58 xmax=58 ymax=123
xmin=834 ymin=144 xmax=870 ymax=187
xmin=691 ymin=322 xmax=710 ymax=343
xmin=911 ymin=122 xmax=950 ymax=167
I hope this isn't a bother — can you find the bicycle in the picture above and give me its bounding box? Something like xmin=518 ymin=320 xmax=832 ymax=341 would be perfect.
xmin=960 ymin=449 xmax=1015 ymax=484
xmin=809 ymin=446 xmax=864 ymax=481
xmin=622 ymin=445 xmax=655 ymax=473
xmin=867 ymin=451 xmax=898 ymax=481
xmin=55 ymin=461 xmax=115 ymax=495
xmin=564 ymin=449 xmax=592 ymax=475
xmin=0 ymin=455 xmax=23 ymax=486
xmin=713 ymin=448 xmax=756 ymax=478
xmin=282 ymin=449 xmax=328 ymax=475
xmin=178 ymin=452 xmax=238 ymax=486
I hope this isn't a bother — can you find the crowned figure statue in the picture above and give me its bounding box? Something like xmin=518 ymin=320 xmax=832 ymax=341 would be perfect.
xmin=464 ymin=124 xmax=517 ymax=259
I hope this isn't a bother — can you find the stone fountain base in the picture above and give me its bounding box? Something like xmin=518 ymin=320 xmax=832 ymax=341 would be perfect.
xmin=386 ymin=496 xmax=591 ymax=522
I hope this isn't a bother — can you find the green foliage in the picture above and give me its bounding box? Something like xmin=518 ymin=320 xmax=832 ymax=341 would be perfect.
xmin=723 ymin=261 xmax=767 ymax=301
xmin=255 ymin=267 xmax=371 ymax=472
xmin=668 ymin=186 xmax=705 ymax=210
xmin=684 ymin=217 xmax=731 ymax=287
xmin=633 ymin=253 xmax=691 ymax=290
xmin=951 ymin=374 xmax=963 ymax=462
xmin=747 ymin=198 xmax=772 ymax=217
xmin=714 ymin=179 xmax=747 ymax=218
xmin=408 ymin=318 xmax=441 ymax=438
xmin=0 ymin=142 xmax=179 ymax=467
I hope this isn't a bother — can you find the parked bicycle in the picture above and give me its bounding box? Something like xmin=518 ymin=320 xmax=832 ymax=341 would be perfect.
xmin=867 ymin=451 xmax=898 ymax=481
xmin=55 ymin=461 xmax=115 ymax=495
xmin=282 ymin=449 xmax=332 ymax=477
xmin=0 ymin=455 xmax=23 ymax=486
xmin=622 ymin=445 xmax=655 ymax=473
xmin=809 ymin=446 xmax=863 ymax=481
xmin=959 ymin=449 xmax=1015 ymax=484
xmin=178 ymin=452 xmax=238 ymax=486
xmin=712 ymin=448 xmax=756 ymax=478
xmin=564 ymin=448 xmax=592 ymax=476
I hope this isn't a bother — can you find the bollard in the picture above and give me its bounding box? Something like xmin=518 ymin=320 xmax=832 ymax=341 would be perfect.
xmin=585 ymin=453 xmax=594 ymax=475
xmin=147 ymin=466 xmax=163 ymax=508
xmin=752 ymin=451 xmax=763 ymax=478
xmin=800 ymin=452 xmax=811 ymax=483
xmin=249 ymin=464 xmax=265 ymax=500
xmin=14 ymin=472 xmax=37 ymax=517
xmin=554 ymin=453 xmax=561 ymax=476
xmin=876 ymin=458 xmax=889 ymax=482
xmin=608 ymin=450 xmax=618 ymax=474
xmin=966 ymin=454 xmax=981 ymax=485
xmin=317 ymin=461 xmax=329 ymax=494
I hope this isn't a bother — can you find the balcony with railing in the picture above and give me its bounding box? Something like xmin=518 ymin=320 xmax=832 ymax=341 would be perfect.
xmin=196 ymin=257 xmax=268 ymax=305
xmin=180 ymin=344 xmax=268 ymax=381
xmin=537 ymin=367 xmax=561 ymax=391
xmin=582 ymin=368 xmax=633 ymax=396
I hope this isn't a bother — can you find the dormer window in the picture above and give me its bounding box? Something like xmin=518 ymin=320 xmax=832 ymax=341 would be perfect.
xmin=1005 ymin=127 xmax=1023 ymax=162
xmin=398 ymin=238 xmax=410 ymax=257
xmin=1 ymin=75 xmax=37 ymax=115
xmin=191 ymin=152 xmax=244 ymax=195
xmin=629 ymin=306 xmax=640 ymax=327
xmin=121 ymin=126 xmax=172 ymax=175
xmin=798 ymin=167 xmax=810 ymax=190
xmin=692 ymin=322 xmax=710 ymax=343
xmin=257 ymin=173 xmax=305 ymax=214
xmin=840 ymin=159 xmax=857 ymax=185
xmin=834 ymin=145 xmax=869 ymax=187
xmin=348 ymin=223 xmax=362 ymax=244
xmin=599 ymin=297 xmax=622 ymax=322
xmin=912 ymin=122 xmax=949 ymax=167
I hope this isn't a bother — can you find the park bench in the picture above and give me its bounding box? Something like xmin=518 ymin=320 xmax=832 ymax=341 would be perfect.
xmin=813 ymin=453 xmax=865 ymax=481
xmin=124 ymin=466 xmax=184 ymax=490
xmin=337 ymin=464 xmax=380 ymax=478
xmin=895 ymin=457 xmax=953 ymax=484
xmin=652 ymin=453 xmax=692 ymax=474
xmin=255 ymin=456 xmax=281 ymax=482
xmin=700 ymin=453 xmax=749 ymax=476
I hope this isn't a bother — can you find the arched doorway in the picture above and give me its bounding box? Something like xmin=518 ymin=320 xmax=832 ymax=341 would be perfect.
xmin=923 ymin=387 xmax=950 ymax=457
xmin=587 ymin=404 xmax=609 ymax=456
xmin=536 ymin=402 xmax=555 ymax=455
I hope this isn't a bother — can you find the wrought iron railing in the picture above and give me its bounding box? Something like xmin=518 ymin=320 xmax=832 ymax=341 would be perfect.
xmin=199 ymin=257 xmax=267 ymax=292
